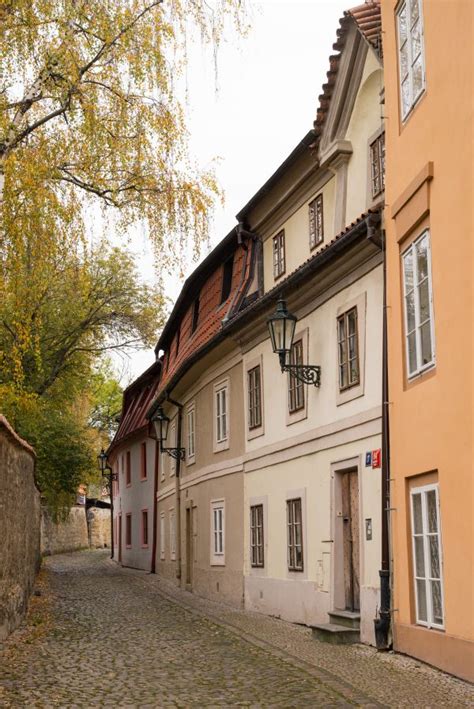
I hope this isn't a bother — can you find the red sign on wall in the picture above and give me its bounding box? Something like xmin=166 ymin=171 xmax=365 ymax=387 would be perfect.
xmin=372 ymin=449 xmax=381 ymax=468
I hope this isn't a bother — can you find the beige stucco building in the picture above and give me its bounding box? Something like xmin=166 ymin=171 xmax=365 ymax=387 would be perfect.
xmin=223 ymin=5 xmax=386 ymax=645
xmin=381 ymin=0 xmax=474 ymax=681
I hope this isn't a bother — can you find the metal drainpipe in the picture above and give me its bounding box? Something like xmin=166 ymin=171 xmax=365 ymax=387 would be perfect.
xmin=165 ymin=392 xmax=183 ymax=581
xmin=370 ymin=221 xmax=392 ymax=650
xmin=150 ymin=438 xmax=159 ymax=574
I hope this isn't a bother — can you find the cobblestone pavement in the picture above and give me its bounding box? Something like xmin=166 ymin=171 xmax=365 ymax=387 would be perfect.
xmin=0 ymin=552 xmax=472 ymax=708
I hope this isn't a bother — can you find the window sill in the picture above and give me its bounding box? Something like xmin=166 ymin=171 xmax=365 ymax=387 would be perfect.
xmin=210 ymin=560 xmax=226 ymax=567
xmin=140 ymin=477 xmax=147 ymax=482
xmin=287 ymin=407 xmax=307 ymax=425
xmin=126 ymin=483 xmax=131 ymax=488
xmin=213 ymin=439 xmax=229 ymax=454
xmin=186 ymin=456 xmax=196 ymax=467
xmin=406 ymin=362 xmax=436 ymax=389
xmin=141 ymin=544 xmax=149 ymax=549
xmin=247 ymin=425 xmax=264 ymax=441
xmin=125 ymin=544 xmax=132 ymax=549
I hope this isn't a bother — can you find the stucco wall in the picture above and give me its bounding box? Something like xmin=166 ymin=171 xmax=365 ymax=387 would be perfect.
xmin=111 ymin=432 xmax=155 ymax=571
xmin=0 ymin=416 xmax=41 ymax=640
xmin=41 ymin=506 xmax=89 ymax=556
xmin=382 ymin=0 xmax=474 ymax=682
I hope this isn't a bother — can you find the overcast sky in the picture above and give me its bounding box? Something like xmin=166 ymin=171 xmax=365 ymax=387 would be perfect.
xmin=121 ymin=0 xmax=350 ymax=382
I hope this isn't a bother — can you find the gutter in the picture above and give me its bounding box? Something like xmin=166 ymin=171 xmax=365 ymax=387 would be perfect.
xmin=371 ymin=222 xmax=392 ymax=650
xmin=164 ymin=392 xmax=184 ymax=582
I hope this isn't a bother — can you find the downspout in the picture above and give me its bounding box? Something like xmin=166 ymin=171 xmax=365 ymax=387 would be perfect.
xmin=165 ymin=392 xmax=183 ymax=582
xmin=369 ymin=217 xmax=392 ymax=650
xmin=150 ymin=437 xmax=159 ymax=574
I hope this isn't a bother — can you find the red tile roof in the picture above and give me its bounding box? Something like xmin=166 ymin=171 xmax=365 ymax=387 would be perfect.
xmin=346 ymin=2 xmax=382 ymax=54
xmin=108 ymin=360 xmax=161 ymax=455
xmin=155 ymin=236 xmax=257 ymax=399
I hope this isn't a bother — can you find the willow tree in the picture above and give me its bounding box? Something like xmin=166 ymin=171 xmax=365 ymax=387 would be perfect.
xmin=0 ymin=0 xmax=247 ymax=266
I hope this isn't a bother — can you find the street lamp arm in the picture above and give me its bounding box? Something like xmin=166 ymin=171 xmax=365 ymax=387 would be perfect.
xmin=281 ymin=362 xmax=321 ymax=387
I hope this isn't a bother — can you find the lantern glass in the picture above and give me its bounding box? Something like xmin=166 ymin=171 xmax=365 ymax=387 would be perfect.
xmin=267 ymin=298 xmax=297 ymax=357
xmin=152 ymin=406 xmax=170 ymax=444
xmin=97 ymin=448 xmax=107 ymax=473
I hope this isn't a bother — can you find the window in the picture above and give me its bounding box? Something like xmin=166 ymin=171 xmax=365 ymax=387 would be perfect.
xmin=211 ymin=501 xmax=225 ymax=565
xmin=402 ymin=231 xmax=435 ymax=377
xmin=126 ymin=450 xmax=131 ymax=486
xmin=169 ymin=508 xmax=176 ymax=560
xmin=170 ymin=421 xmax=176 ymax=476
xmin=411 ymin=485 xmax=444 ymax=628
xmin=221 ymin=255 xmax=234 ymax=303
xmin=287 ymin=498 xmax=303 ymax=571
xmin=140 ymin=442 xmax=147 ymax=480
xmin=288 ymin=340 xmax=304 ymax=413
xmin=187 ymin=404 xmax=195 ymax=461
xmin=247 ymin=366 xmax=262 ymax=430
xmin=192 ymin=295 xmax=200 ymax=333
xmin=309 ymin=194 xmax=324 ymax=248
xmin=397 ymin=0 xmax=425 ymax=120
xmin=250 ymin=504 xmax=264 ymax=568
xmin=338 ymin=307 xmax=360 ymax=390
xmin=370 ymin=133 xmax=385 ymax=198
xmin=160 ymin=448 xmax=166 ymax=481
xmin=215 ymin=385 xmax=228 ymax=444
xmin=125 ymin=513 xmax=132 ymax=547
xmin=160 ymin=512 xmax=165 ymax=560
xmin=175 ymin=326 xmax=180 ymax=356
xmin=141 ymin=509 xmax=148 ymax=547
xmin=273 ymin=230 xmax=285 ymax=279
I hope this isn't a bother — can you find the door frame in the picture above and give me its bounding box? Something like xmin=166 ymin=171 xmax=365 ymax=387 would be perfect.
xmin=330 ymin=456 xmax=362 ymax=612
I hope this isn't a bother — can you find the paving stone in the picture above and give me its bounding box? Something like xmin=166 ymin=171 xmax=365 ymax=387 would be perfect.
xmin=0 ymin=551 xmax=472 ymax=708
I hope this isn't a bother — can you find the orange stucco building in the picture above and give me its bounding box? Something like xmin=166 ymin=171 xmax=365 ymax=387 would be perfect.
xmin=381 ymin=0 xmax=473 ymax=681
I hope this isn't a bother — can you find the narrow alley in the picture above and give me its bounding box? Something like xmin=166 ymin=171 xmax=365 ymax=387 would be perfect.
xmin=0 ymin=551 xmax=472 ymax=708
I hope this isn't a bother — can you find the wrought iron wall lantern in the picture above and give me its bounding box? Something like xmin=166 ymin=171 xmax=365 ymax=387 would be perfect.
xmin=97 ymin=448 xmax=117 ymax=560
xmin=151 ymin=406 xmax=186 ymax=461
xmin=98 ymin=448 xmax=117 ymax=485
xmin=267 ymin=297 xmax=321 ymax=387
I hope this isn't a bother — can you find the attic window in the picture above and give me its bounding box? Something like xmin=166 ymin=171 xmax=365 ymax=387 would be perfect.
xmin=192 ymin=295 xmax=200 ymax=333
xmin=221 ymin=255 xmax=234 ymax=304
xmin=175 ymin=326 xmax=180 ymax=355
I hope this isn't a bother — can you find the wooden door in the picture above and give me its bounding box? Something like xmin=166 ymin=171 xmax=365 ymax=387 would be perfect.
xmin=185 ymin=507 xmax=193 ymax=587
xmin=342 ymin=470 xmax=360 ymax=611
xmin=118 ymin=514 xmax=122 ymax=564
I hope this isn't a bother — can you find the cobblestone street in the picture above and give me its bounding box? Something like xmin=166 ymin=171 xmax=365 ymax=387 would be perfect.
xmin=0 ymin=551 xmax=472 ymax=708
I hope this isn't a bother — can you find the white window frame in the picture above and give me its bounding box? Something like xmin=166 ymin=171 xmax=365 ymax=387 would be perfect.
xmin=186 ymin=403 xmax=196 ymax=464
xmin=169 ymin=421 xmax=176 ymax=476
xmin=210 ymin=499 xmax=225 ymax=566
xmin=169 ymin=508 xmax=176 ymax=561
xmin=410 ymin=484 xmax=444 ymax=629
xmin=397 ymin=0 xmax=426 ymax=121
xmin=213 ymin=378 xmax=230 ymax=452
xmin=402 ymin=230 xmax=435 ymax=378
xmin=160 ymin=512 xmax=165 ymax=560
xmin=250 ymin=504 xmax=264 ymax=568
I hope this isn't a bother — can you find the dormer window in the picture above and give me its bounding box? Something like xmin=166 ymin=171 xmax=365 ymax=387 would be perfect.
xmin=370 ymin=133 xmax=385 ymax=198
xmin=273 ymin=230 xmax=285 ymax=279
xmin=221 ymin=255 xmax=234 ymax=303
xmin=192 ymin=295 xmax=200 ymax=333
xmin=175 ymin=326 xmax=180 ymax=355
xmin=309 ymin=194 xmax=324 ymax=249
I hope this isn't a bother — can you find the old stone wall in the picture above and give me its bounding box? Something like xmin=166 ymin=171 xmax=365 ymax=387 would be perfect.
xmin=0 ymin=416 xmax=41 ymax=640
xmin=87 ymin=507 xmax=111 ymax=549
xmin=41 ymin=506 xmax=89 ymax=556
